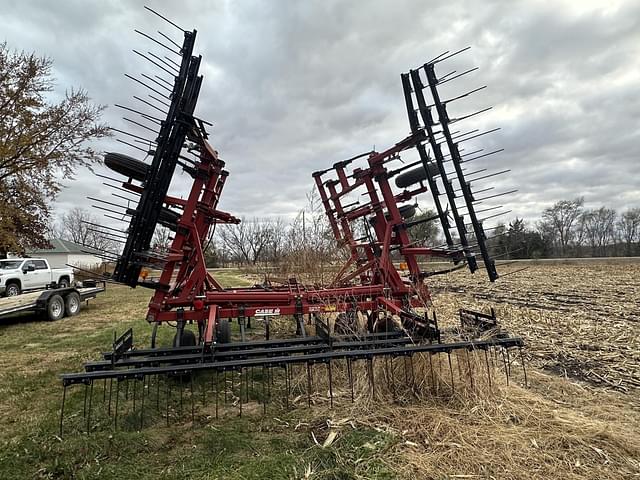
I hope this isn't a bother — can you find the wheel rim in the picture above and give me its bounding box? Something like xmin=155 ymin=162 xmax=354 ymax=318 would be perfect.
xmin=7 ymin=286 xmax=18 ymax=296
xmin=52 ymin=300 xmax=63 ymax=317
xmin=69 ymin=296 xmax=79 ymax=313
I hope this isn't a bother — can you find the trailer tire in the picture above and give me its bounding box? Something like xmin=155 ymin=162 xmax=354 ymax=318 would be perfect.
xmin=395 ymin=163 xmax=441 ymax=189
xmin=5 ymin=282 xmax=20 ymax=297
xmin=216 ymin=319 xmax=231 ymax=344
xmin=104 ymin=152 xmax=150 ymax=182
xmin=58 ymin=278 xmax=70 ymax=289
xmin=46 ymin=294 xmax=65 ymax=321
xmin=65 ymin=292 xmax=81 ymax=316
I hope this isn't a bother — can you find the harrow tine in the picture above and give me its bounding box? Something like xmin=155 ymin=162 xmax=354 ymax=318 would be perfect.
xmin=428 ymin=353 xmax=436 ymax=391
xmin=465 ymin=349 xmax=475 ymax=391
xmin=306 ymin=363 xmax=312 ymax=408
xmin=368 ymin=357 xmax=375 ymax=398
xmin=263 ymin=367 xmax=268 ymax=414
xmin=83 ymin=383 xmax=88 ymax=417
xmin=501 ymin=348 xmax=510 ymax=386
xmin=447 ymin=351 xmax=455 ymax=394
xmin=166 ymin=377 xmax=171 ymax=426
xmin=506 ymin=348 xmax=512 ymax=377
xmin=190 ymin=374 xmax=195 ymax=424
xmin=215 ymin=371 xmax=219 ymax=420
xmin=347 ymin=358 xmax=354 ymax=402
xmin=240 ymin=369 xmax=244 ymax=417
xmin=156 ymin=375 xmax=161 ymax=409
xmin=133 ymin=94 xmax=167 ymax=115
xmin=115 ymin=138 xmax=150 ymax=154
xmin=484 ymin=349 xmax=492 ymax=389
xmin=134 ymin=29 xmax=181 ymax=55
xmin=519 ymin=347 xmax=528 ymax=387
xmin=125 ymin=72 xmax=171 ymax=100
xmin=87 ymin=381 xmax=94 ymax=434
xmin=115 ymin=379 xmax=120 ymax=430
xmin=438 ymin=66 xmax=478 ymax=85
xmin=327 ymin=360 xmax=334 ymax=409
xmin=108 ymin=378 xmax=113 ymax=415
xmin=140 ymin=376 xmax=146 ymax=429
xmin=144 ymin=6 xmax=186 ymax=32
xmin=59 ymin=385 xmax=67 ymax=438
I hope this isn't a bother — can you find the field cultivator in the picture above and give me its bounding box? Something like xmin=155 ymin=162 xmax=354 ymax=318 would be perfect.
xmin=60 ymin=8 xmax=525 ymax=435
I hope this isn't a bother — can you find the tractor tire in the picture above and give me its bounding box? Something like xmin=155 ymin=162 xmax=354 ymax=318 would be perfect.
xmin=216 ymin=319 xmax=231 ymax=344
xmin=395 ymin=163 xmax=441 ymax=189
xmin=5 ymin=282 xmax=21 ymax=297
xmin=173 ymin=329 xmax=196 ymax=347
xmin=64 ymin=292 xmax=81 ymax=317
xmin=46 ymin=294 xmax=65 ymax=321
xmin=104 ymin=152 xmax=150 ymax=182
xmin=58 ymin=278 xmax=70 ymax=289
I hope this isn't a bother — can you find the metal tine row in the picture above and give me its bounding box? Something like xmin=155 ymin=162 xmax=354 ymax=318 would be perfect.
xmin=59 ymin=345 xmax=528 ymax=436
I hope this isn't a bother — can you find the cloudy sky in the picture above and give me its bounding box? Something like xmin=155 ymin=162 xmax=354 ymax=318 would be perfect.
xmin=2 ymin=0 xmax=639 ymax=230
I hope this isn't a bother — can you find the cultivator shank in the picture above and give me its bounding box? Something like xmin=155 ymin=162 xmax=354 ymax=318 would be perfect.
xmin=61 ymin=9 xmax=524 ymax=434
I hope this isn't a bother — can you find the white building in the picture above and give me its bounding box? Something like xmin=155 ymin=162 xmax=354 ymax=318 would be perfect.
xmin=26 ymin=238 xmax=104 ymax=268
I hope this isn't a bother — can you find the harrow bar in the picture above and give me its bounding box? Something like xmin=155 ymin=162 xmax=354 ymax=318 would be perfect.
xmin=61 ymin=336 xmax=523 ymax=386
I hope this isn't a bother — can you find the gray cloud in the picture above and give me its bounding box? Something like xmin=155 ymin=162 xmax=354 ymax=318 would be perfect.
xmin=1 ymin=0 xmax=638 ymax=232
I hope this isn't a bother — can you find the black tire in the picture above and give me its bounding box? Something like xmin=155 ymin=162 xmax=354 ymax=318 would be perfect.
xmin=104 ymin=152 xmax=150 ymax=182
xmin=173 ymin=329 xmax=196 ymax=347
xmin=46 ymin=294 xmax=65 ymax=321
xmin=369 ymin=204 xmax=416 ymax=225
xmin=58 ymin=278 xmax=70 ymax=289
xmin=64 ymin=292 xmax=81 ymax=316
xmin=216 ymin=319 xmax=231 ymax=344
xmin=5 ymin=282 xmax=20 ymax=297
xmin=395 ymin=163 xmax=441 ymax=189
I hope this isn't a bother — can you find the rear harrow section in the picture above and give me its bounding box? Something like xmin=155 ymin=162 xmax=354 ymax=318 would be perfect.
xmin=59 ymin=325 xmax=525 ymax=436
xmin=60 ymin=8 xmax=525 ymax=435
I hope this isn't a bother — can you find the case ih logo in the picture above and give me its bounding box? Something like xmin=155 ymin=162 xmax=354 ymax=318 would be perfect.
xmin=255 ymin=308 xmax=281 ymax=316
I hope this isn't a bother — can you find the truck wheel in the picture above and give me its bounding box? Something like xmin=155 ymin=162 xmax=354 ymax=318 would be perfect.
xmin=5 ymin=282 xmax=20 ymax=297
xmin=46 ymin=294 xmax=65 ymax=321
xmin=58 ymin=278 xmax=70 ymax=289
xmin=216 ymin=319 xmax=231 ymax=344
xmin=64 ymin=292 xmax=81 ymax=316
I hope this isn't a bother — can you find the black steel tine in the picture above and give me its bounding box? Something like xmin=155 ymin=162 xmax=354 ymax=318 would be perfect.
xmin=87 ymin=196 xmax=128 ymax=210
xmin=144 ymin=6 xmax=186 ymax=32
xmin=368 ymin=357 xmax=375 ymax=397
xmin=347 ymin=358 xmax=354 ymax=403
xmin=157 ymin=30 xmax=183 ymax=50
xmin=115 ymin=104 xmax=163 ymax=124
xmin=102 ymin=379 xmax=107 ymax=402
xmin=115 ymin=379 xmax=120 ymax=430
xmin=166 ymin=378 xmax=171 ymax=426
xmin=140 ymin=72 xmax=173 ymax=93
xmin=499 ymin=266 xmax=530 ymax=278
xmin=447 ymin=351 xmax=455 ymax=393
xmin=111 ymin=192 xmax=140 ymax=205
xmin=437 ymin=69 xmax=456 ymax=82
xmin=224 ymin=370 xmax=228 ymax=404
xmin=442 ymin=86 xmax=487 ymax=107
xmin=59 ymin=385 xmax=67 ymax=438
xmin=403 ymin=356 xmax=409 ymax=387
xmin=123 ymin=116 xmax=159 ymax=134
xmin=83 ymin=383 xmax=88 ymax=417
xmin=180 ymin=378 xmax=184 ymax=416
xmin=116 ymin=138 xmax=149 ymax=155
xmin=108 ymin=378 xmax=113 ymax=415
xmin=156 ymin=375 xmax=161 ymax=409
xmin=432 ymin=46 xmax=471 ymax=65
xmin=132 ymin=377 xmax=137 ymax=413
xmin=125 ymin=72 xmax=171 ymax=99
xmin=424 ymin=50 xmax=449 ymax=65
xmin=506 ymin=348 xmax=512 ymax=377
xmin=461 ymin=148 xmax=504 ymax=164
xmin=215 ymin=371 xmax=219 ymax=420
xmin=438 ymin=67 xmax=479 ymax=85
xmin=134 ymin=30 xmax=181 ymax=55
xmin=164 ymin=55 xmax=181 ymax=69
xmin=140 ymin=376 xmax=146 ymax=429
xmin=468 ymin=169 xmax=510 ymax=183
xmin=473 ymin=189 xmax=518 ymax=203
xmin=133 ymin=94 xmax=168 ymax=115
xmin=245 ymin=367 xmax=249 ymax=403
xmin=428 ymin=353 xmax=436 ymax=391
xmin=327 ymin=360 xmax=334 ymax=409
xmin=519 ymin=347 xmax=528 ymax=387
xmin=155 ymin=74 xmax=174 ymax=88
xmin=110 ymin=126 xmax=157 ymax=144
xmin=410 ymin=355 xmax=416 ymax=389
xmin=306 ymin=363 xmax=312 ymax=408
xmin=240 ymin=369 xmax=243 ymax=417
xmin=263 ymin=367 xmax=267 ymax=414
xmin=147 ymin=50 xmax=180 ymax=75
xmin=95 ymin=172 xmax=130 ymax=183
xmin=465 ymin=349 xmax=475 ymax=391
xmin=501 ymin=348 xmax=510 ymax=386
xmin=450 ymin=107 xmax=493 ymax=124
xmin=484 ymin=349 xmax=492 ymax=389
xmin=190 ymin=374 xmax=195 ymax=424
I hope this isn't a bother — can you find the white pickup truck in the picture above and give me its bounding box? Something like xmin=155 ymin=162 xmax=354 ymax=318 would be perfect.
xmin=0 ymin=258 xmax=74 ymax=297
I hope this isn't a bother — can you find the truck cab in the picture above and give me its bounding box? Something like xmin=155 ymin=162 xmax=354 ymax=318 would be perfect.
xmin=0 ymin=258 xmax=74 ymax=296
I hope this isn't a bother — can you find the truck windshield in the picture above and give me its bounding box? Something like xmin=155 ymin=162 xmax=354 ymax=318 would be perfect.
xmin=0 ymin=260 xmax=23 ymax=270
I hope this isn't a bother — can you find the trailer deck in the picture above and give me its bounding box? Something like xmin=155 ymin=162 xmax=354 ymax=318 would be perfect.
xmin=0 ymin=285 xmax=105 ymax=320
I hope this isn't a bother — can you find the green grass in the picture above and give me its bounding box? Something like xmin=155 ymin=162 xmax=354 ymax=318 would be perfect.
xmin=0 ymin=269 xmax=396 ymax=480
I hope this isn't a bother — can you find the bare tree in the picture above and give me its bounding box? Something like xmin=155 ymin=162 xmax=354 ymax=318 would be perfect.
xmin=217 ymin=217 xmax=281 ymax=265
xmin=56 ymin=207 xmax=118 ymax=252
xmin=151 ymin=225 xmax=173 ymax=254
xmin=617 ymin=207 xmax=640 ymax=256
xmin=581 ymin=207 xmax=617 ymax=257
xmin=540 ymin=197 xmax=584 ymax=256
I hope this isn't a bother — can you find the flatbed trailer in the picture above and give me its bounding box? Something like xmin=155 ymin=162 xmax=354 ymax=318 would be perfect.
xmin=0 ymin=283 xmax=105 ymax=322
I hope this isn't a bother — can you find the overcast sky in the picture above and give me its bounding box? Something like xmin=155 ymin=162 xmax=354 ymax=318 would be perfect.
xmin=2 ymin=0 xmax=639 ymax=230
